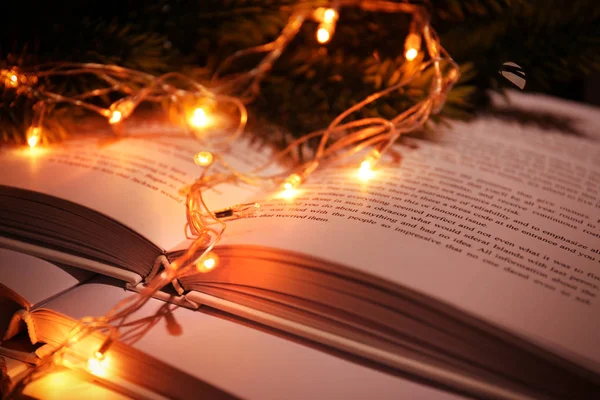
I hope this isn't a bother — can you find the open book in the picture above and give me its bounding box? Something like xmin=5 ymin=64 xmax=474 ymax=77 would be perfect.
xmin=0 ymin=249 xmax=235 ymax=399
xmin=1 ymin=92 xmax=600 ymax=399
xmin=0 ymin=248 xmax=459 ymax=400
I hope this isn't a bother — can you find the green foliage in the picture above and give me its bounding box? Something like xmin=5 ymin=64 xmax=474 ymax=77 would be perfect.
xmin=1 ymin=0 xmax=599 ymax=146
xmin=437 ymin=0 xmax=600 ymax=91
xmin=0 ymin=3 xmax=173 ymax=145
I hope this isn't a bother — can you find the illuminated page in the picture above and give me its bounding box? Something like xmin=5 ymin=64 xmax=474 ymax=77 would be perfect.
xmin=0 ymin=132 xmax=274 ymax=251
xmin=221 ymin=115 xmax=600 ymax=370
xmin=44 ymin=280 xmax=462 ymax=400
xmin=22 ymin=370 xmax=131 ymax=400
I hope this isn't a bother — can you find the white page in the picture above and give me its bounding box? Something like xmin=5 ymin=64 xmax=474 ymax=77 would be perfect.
xmin=0 ymin=131 xmax=275 ymax=251
xmin=0 ymin=248 xmax=92 ymax=306
xmin=44 ymin=280 xmax=463 ymax=400
xmin=22 ymin=369 xmax=131 ymax=400
xmin=218 ymin=96 xmax=600 ymax=370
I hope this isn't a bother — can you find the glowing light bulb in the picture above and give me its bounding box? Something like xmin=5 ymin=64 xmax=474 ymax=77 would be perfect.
xmin=280 ymin=174 xmax=302 ymax=199
xmin=323 ymin=8 xmax=338 ymax=24
xmin=190 ymin=107 xmax=210 ymax=128
xmin=280 ymin=188 xmax=298 ymax=199
xmin=316 ymin=27 xmax=331 ymax=44
xmin=108 ymin=110 xmax=122 ymax=124
xmin=107 ymin=98 xmax=136 ymax=125
xmin=358 ymin=161 xmax=375 ymax=181
xmin=28 ymin=135 xmax=39 ymax=148
xmin=87 ymin=352 xmax=109 ymax=377
xmin=196 ymin=252 xmax=219 ymax=272
xmin=405 ymin=48 xmax=418 ymax=61
xmin=404 ymin=32 xmax=421 ymax=62
xmin=203 ymin=257 xmax=215 ymax=269
xmin=27 ymin=127 xmax=41 ymax=148
xmin=2 ymin=70 xmax=21 ymax=88
xmin=282 ymin=173 xmax=302 ymax=190
xmin=357 ymin=151 xmax=380 ymax=181
xmin=194 ymin=151 xmax=213 ymax=166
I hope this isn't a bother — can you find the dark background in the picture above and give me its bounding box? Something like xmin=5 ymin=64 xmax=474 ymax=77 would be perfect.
xmin=2 ymin=0 xmax=598 ymax=145
xmin=2 ymin=0 xmax=598 ymax=105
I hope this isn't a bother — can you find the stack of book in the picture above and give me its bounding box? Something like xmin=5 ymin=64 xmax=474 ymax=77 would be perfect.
xmin=1 ymin=92 xmax=599 ymax=399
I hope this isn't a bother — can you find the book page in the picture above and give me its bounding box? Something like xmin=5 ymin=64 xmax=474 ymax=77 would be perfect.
xmin=220 ymin=109 xmax=600 ymax=368
xmin=1 ymin=355 xmax=30 ymax=388
xmin=0 ymin=248 xmax=93 ymax=307
xmin=21 ymin=369 xmax=131 ymax=400
xmin=43 ymin=279 xmax=461 ymax=400
xmin=0 ymin=129 xmax=276 ymax=251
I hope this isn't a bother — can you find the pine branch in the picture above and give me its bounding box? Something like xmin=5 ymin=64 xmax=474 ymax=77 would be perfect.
xmin=1 ymin=0 xmax=598 ymax=147
xmin=0 ymin=5 xmax=174 ymax=145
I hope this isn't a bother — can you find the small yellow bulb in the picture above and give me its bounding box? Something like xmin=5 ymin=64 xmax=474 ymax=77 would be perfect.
xmin=27 ymin=127 xmax=41 ymax=148
xmin=2 ymin=70 xmax=21 ymax=88
xmin=404 ymin=32 xmax=421 ymax=62
xmin=108 ymin=110 xmax=122 ymax=124
xmin=203 ymin=257 xmax=216 ymax=269
xmin=279 ymin=188 xmax=298 ymax=199
xmin=316 ymin=27 xmax=331 ymax=44
xmin=190 ymin=107 xmax=210 ymax=128
xmin=28 ymin=135 xmax=39 ymax=148
xmin=282 ymin=173 xmax=302 ymax=190
xmin=194 ymin=151 xmax=213 ymax=166
xmin=323 ymin=8 xmax=338 ymax=24
xmin=358 ymin=159 xmax=375 ymax=181
xmin=405 ymin=48 xmax=418 ymax=61
xmin=196 ymin=252 xmax=219 ymax=272
xmin=87 ymin=352 xmax=109 ymax=377
xmin=280 ymin=174 xmax=302 ymax=199
xmin=107 ymin=98 xmax=136 ymax=124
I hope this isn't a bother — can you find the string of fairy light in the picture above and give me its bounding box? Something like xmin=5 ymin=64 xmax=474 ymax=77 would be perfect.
xmin=1 ymin=1 xmax=459 ymax=395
